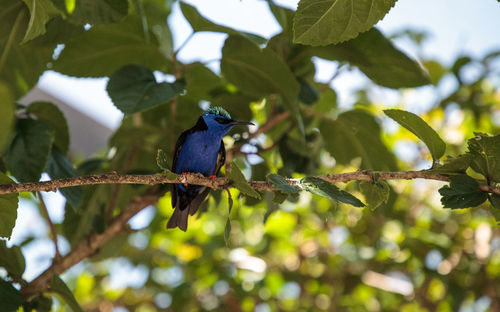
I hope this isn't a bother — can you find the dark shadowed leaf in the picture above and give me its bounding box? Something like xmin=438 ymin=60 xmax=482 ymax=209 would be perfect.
xmin=467 ymin=133 xmax=500 ymax=183
xmin=54 ymin=16 xmax=167 ymax=77
xmin=21 ymin=0 xmax=61 ymax=42
xmin=27 ymin=102 xmax=70 ymax=154
xmin=0 ymin=173 xmax=18 ymax=239
xmin=180 ymin=2 xmax=265 ymax=44
xmin=320 ymin=109 xmax=397 ymax=171
xmin=384 ymin=109 xmax=446 ymax=162
xmin=50 ymin=275 xmax=83 ymax=312
xmin=224 ymin=195 xmax=233 ymax=246
xmin=68 ymin=0 xmax=128 ymax=25
xmin=4 ymin=119 xmax=54 ymax=183
xmin=293 ymin=0 xmax=397 ymax=45
xmin=0 ymin=240 xmax=25 ymax=277
xmin=272 ymin=191 xmax=288 ymax=204
xmin=300 ymin=177 xmax=364 ymax=207
xmin=438 ymin=175 xmax=487 ymax=209
xmin=312 ymin=28 xmax=430 ymax=88
xmin=229 ymin=161 xmax=261 ymax=199
xmin=359 ymin=181 xmax=390 ymax=211
xmin=267 ymin=174 xmax=300 ymax=194
xmin=0 ymin=279 xmax=23 ymax=312
xmin=0 ymin=83 xmax=15 ymax=153
xmin=106 ymin=65 xmax=185 ymax=115
xmin=489 ymin=194 xmax=500 ymax=224
xmin=46 ymin=148 xmax=83 ymax=208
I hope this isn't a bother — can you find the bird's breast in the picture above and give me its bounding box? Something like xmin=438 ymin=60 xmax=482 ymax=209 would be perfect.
xmin=175 ymin=131 xmax=222 ymax=176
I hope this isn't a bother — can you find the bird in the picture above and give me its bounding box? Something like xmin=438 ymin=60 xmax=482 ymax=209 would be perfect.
xmin=167 ymin=106 xmax=254 ymax=231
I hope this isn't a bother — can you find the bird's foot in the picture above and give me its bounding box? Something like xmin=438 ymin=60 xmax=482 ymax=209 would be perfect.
xmin=182 ymin=172 xmax=189 ymax=187
xmin=209 ymin=175 xmax=216 ymax=183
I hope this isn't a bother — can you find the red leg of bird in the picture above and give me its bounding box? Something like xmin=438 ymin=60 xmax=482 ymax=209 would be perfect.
xmin=210 ymin=175 xmax=216 ymax=183
xmin=183 ymin=172 xmax=189 ymax=187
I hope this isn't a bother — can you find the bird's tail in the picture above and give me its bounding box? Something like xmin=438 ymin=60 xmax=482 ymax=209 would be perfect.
xmin=166 ymin=207 xmax=189 ymax=231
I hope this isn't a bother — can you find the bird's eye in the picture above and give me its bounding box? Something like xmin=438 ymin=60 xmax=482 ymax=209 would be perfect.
xmin=215 ymin=117 xmax=231 ymax=124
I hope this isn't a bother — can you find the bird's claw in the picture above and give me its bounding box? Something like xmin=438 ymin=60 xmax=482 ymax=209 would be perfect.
xmin=183 ymin=172 xmax=189 ymax=187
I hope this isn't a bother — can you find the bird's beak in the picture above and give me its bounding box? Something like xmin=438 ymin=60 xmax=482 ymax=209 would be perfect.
xmin=229 ymin=120 xmax=254 ymax=126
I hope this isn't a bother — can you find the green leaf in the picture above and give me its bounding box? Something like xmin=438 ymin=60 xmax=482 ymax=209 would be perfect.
xmin=467 ymin=133 xmax=500 ymax=183
xmin=106 ymin=65 xmax=185 ymax=115
xmin=430 ymin=154 xmax=472 ymax=175
xmin=320 ymin=109 xmax=397 ymax=171
xmin=0 ymin=173 xmax=18 ymax=239
xmin=300 ymin=177 xmax=364 ymax=207
xmin=53 ymin=16 xmax=167 ymax=77
xmin=438 ymin=175 xmax=487 ymax=209
xmin=0 ymin=279 xmax=23 ymax=312
xmin=46 ymin=148 xmax=83 ymax=208
xmin=293 ymin=0 xmax=397 ymax=45
xmin=229 ymin=161 xmax=261 ymax=199
xmin=21 ymin=0 xmax=61 ymax=42
xmin=50 ymin=275 xmax=83 ymax=312
xmin=488 ymin=194 xmax=500 ymax=224
xmin=359 ymin=180 xmax=390 ymax=211
xmin=27 ymin=102 xmax=70 ymax=154
xmin=184 ymin=63 xmax=223 ymax=100
xmin=268 ymin=1 xmax=295 ymax=34
xmin=4 ymin=119 xmax=54 ymax=183
xmin=0 ymin=240 xmax=25 ymax=277
xmin=224 ymin=194 xmax=233 ymax=246
xmin=384 ymin=109 xmax=446 ymax=162
xmin=221 ymin=35 xmax=300 ymax=107
xmin=312 ymin=28 xmax=430 ymax=88
xmin=156 ymin=148 xmax=169 ymax=171
xmin=180 ymin=2 xmax=265 ymax=45
xmin=272 ymin=191 xmax=288 ymax=204
xmin=424 ymin=59 xmax=447 ymax=85
xmin=313 ymin=87 xmax=337 ymax=113
xmin=267 ymin=174 xmax=300 ymax=194
xmin=68 ymin=0 xmax=128 ymax=25
xmin=0 ymin=83 xmax=15 ymax=153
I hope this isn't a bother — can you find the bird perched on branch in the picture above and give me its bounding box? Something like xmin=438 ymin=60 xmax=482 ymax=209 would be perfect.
xmin=167 ymin=107 xmax=254 ymax=231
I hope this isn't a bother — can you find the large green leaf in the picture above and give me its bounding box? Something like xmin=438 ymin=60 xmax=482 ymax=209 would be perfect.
xmin=319 ymin=109 xmax=397 ymax=171
xmin=359 ymin=180 xmax=390 ymax=211
xmin=53 ymin=16 xmax=167 ymax=77
xmin=429 ymin=154 xmax=472 ymax=175
xmin=50 ymin=275 xmax=83 ymax=312
xmin=21 ymin=0 xmax=61 ymax=42
xmin=312 ymin=28 xmax=430 ymax=88
xmin=68 ymin=0 xmax=128 ymax=25
xmin=0 ymin=83 xmax=15 ymax=153
xmin=184 ymin=63 xmax=223 ymax=100
xmin=0 ymin=173 xmax=18 ymax=239
xmin=293 ymin=0 xmax=397 ymax=45
xmin=46 ymin=148 xmax=83 ymax=209
xmin=384 ymin=109 xmax=445 ymax=162
xmin=438 ymin=175 xmax=487 ymax=209
xmin=300 ymin=177 xmax=364 ymax=207
xmin=229 ymin=161 xmax=261 ymax=199
xmin=467 ymin=133 xmax=500 ymax=183
xmin=106 ymin=65 xmax=185 ymax=115
xmin=0 ymin=240 xmax=25 ymax=278
xmin=180 ymin=2 xmax=265 ymax=45
xmin=4 ymin=119 xmax=54 ymax=183
xmin=27 ymin=102 xmax=70 ymax=154
xmin=0 ymin=279 xmax=23 ymax=312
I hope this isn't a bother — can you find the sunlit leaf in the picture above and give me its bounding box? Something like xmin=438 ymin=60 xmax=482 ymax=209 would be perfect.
xmin=229 ymin=161 xmax=261 ymax=199
xmin=21 ymin=0 xmax=61 ymax=42
xmin=467 ymin=133 xmax=500 ymax=183
xmin=359 ymin=180 xmax=390 ymax=211
xmin=300 ymin=177 xmax=364 ymax=207
xmin=384 ymin=109 xmax=446 ymax=162
xmin=438 ymin=174 xmax=487 ymax=208
xmin=293 ymin=0 xmax=397 ymax=45
xmin=267 ymin=173 xmax=300 ymax=194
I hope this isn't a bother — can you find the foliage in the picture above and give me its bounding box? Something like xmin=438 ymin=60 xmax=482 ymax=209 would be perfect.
xmin=0 ymin=0 xmax=500 ymax=311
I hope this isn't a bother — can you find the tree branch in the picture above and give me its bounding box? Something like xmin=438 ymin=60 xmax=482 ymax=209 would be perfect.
xmin=1 ymin=170 xmax=500 ymax=195
xmin=20 ymin=192 xmax=159 ymax=299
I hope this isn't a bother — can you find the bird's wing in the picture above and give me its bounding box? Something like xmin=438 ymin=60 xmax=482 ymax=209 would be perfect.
xmin=188 ymin=140 xmax=226 ymax=216
xmin=171 ymin=129 xmax=190 ymax=209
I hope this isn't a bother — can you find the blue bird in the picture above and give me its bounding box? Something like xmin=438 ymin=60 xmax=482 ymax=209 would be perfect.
xmin=167 ymin=107 xmax=254 ymax=231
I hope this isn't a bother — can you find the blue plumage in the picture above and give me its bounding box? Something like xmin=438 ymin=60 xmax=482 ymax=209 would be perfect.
xmin=167 ymin=107 xmax=253 ymax=231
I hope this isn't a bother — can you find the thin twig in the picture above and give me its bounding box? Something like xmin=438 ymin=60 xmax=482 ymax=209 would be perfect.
xmin=1 ymin=170 xmax=500 ymax=195
xmin=37 ymin=192 xmax=61 ymax=262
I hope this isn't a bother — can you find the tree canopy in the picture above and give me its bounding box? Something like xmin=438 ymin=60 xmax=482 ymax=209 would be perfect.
xmin=1 ymin=0 xmax=500 ymax=311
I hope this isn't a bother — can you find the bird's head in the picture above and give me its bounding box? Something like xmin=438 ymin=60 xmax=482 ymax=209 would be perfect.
xmin=202 ymin=107 xmax=254 ymax=136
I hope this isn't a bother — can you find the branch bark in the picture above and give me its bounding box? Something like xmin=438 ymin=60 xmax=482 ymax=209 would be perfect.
xmin=1 ymin=170 xmax=500 ymax=195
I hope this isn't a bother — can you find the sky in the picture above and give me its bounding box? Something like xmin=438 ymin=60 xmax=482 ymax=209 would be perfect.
xmin=9 ymin=0 xmax=500 ymax=292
